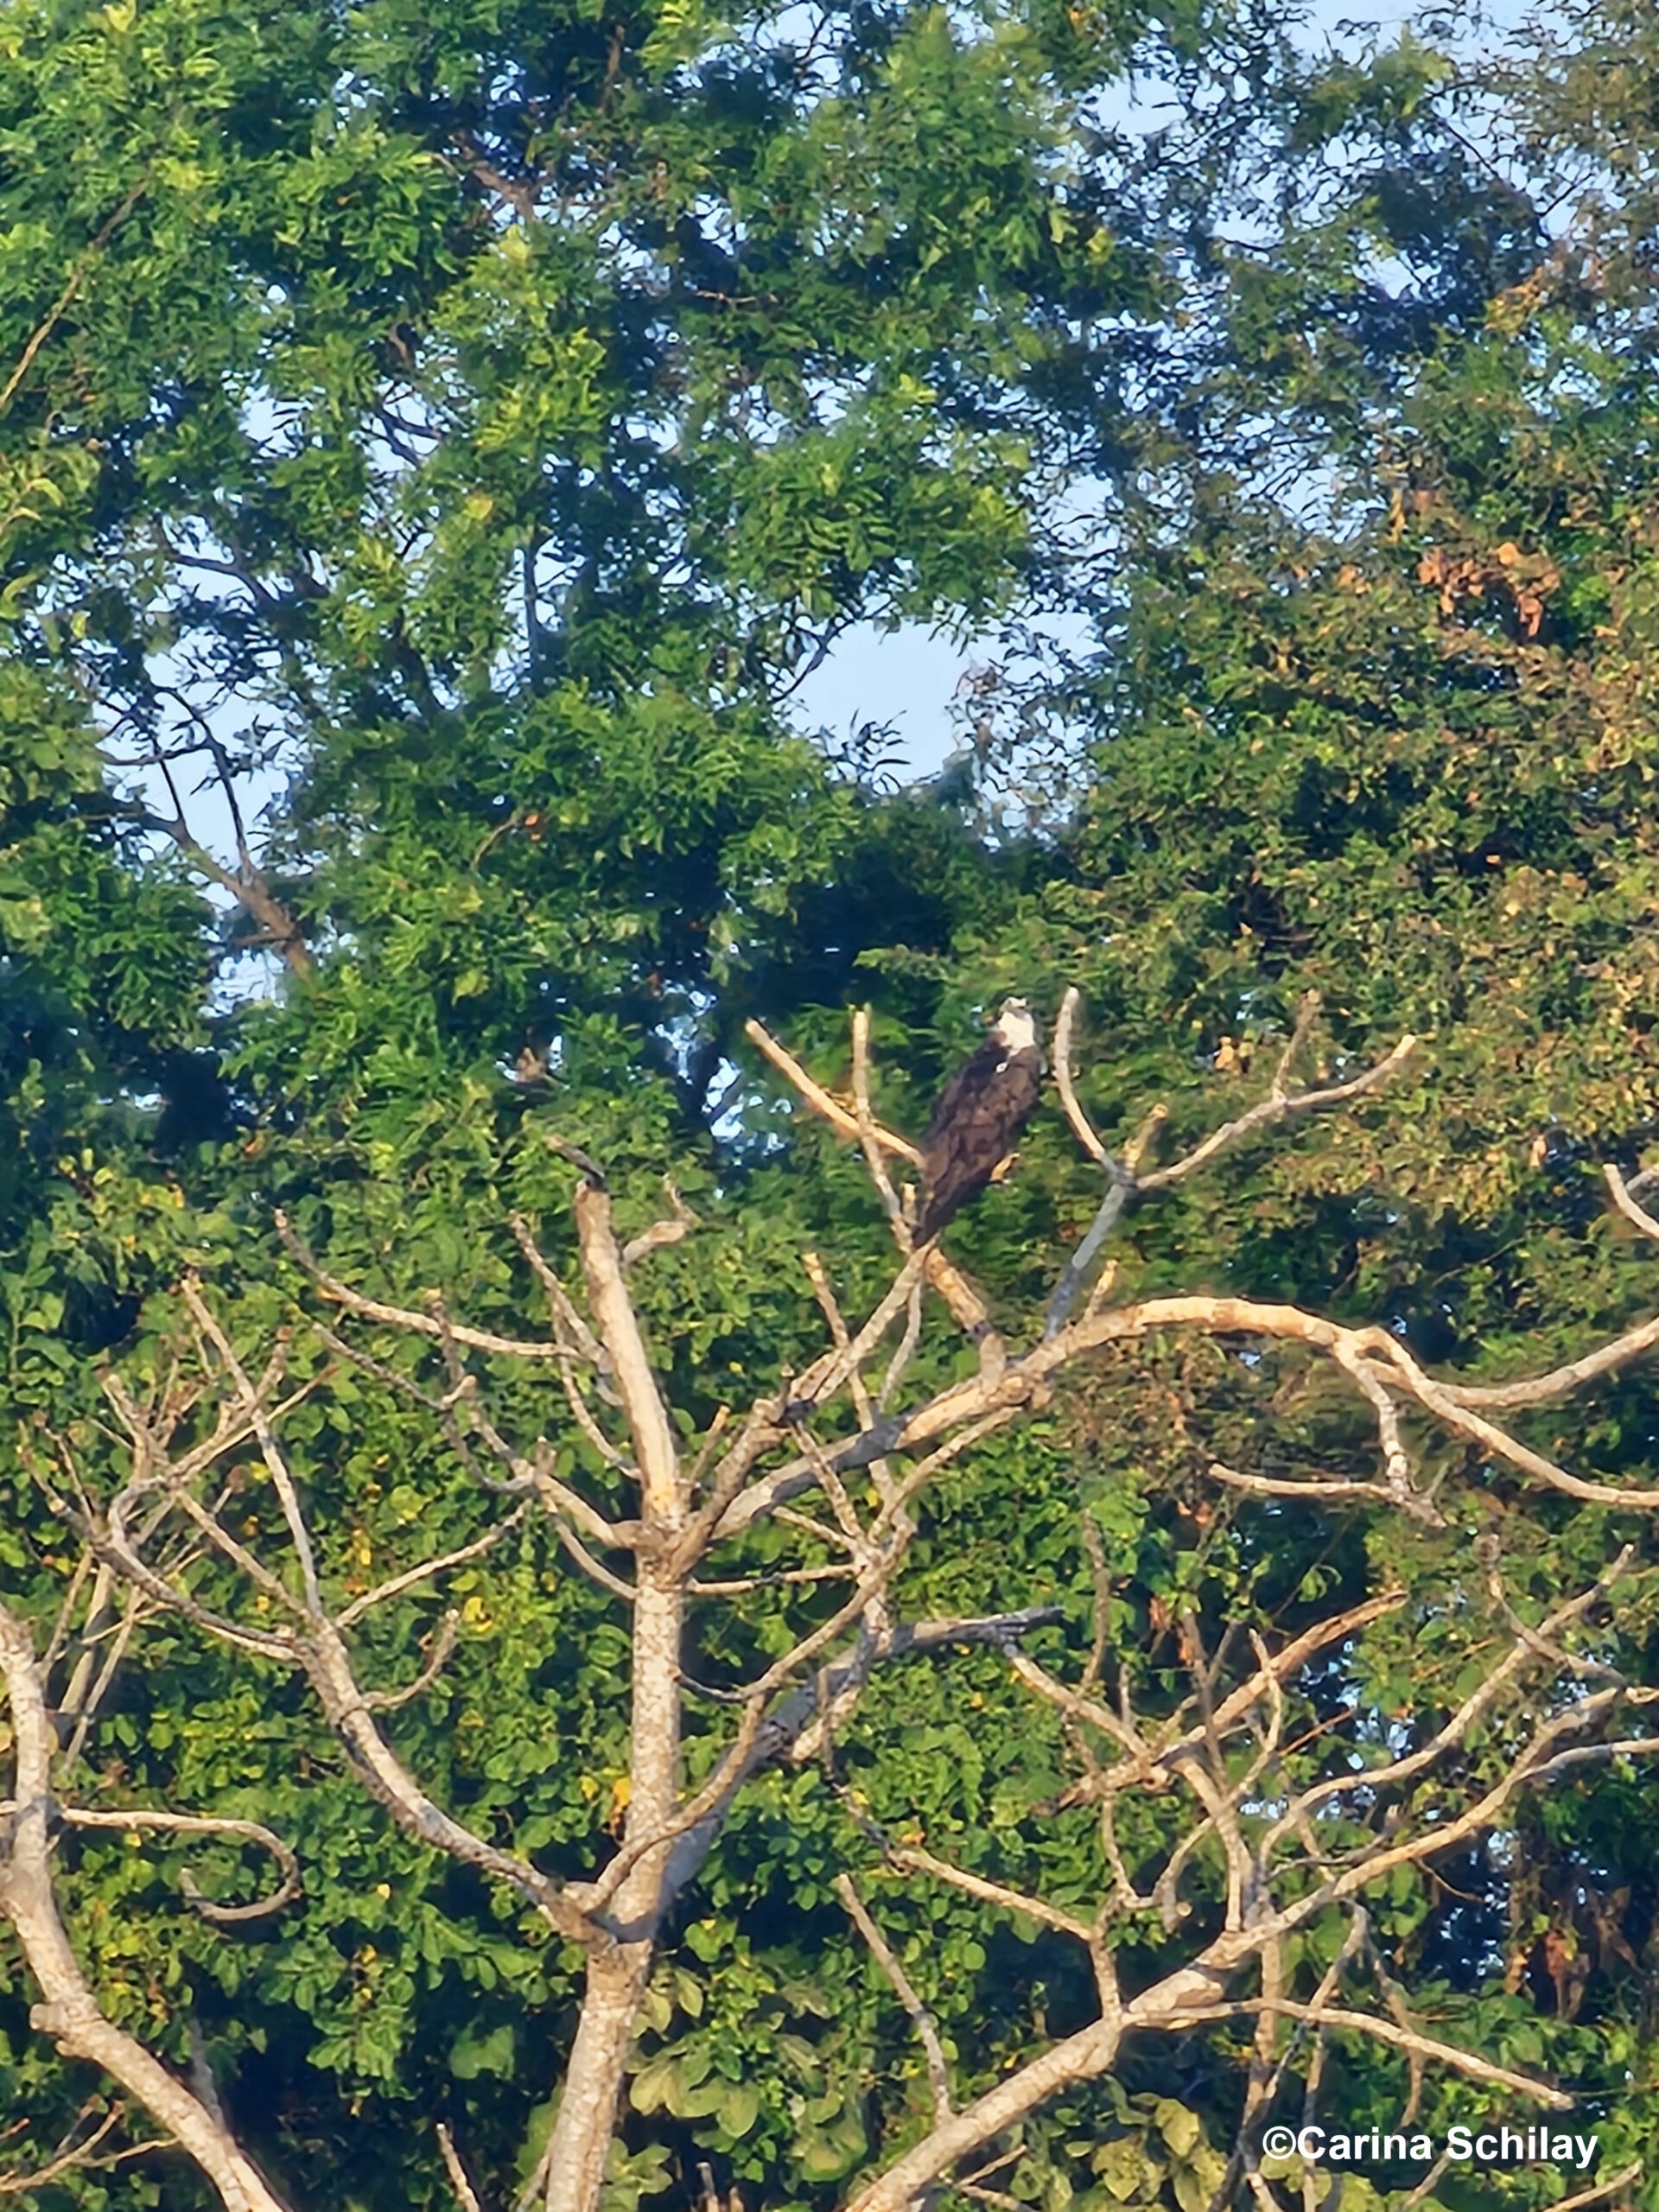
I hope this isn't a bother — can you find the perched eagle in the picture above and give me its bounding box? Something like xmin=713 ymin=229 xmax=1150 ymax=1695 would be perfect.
xmin=915 ymin=999 xmax=1045 ymax=1239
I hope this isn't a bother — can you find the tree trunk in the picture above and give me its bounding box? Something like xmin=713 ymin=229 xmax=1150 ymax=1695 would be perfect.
xmin=543 ymin=1942 xmax=658 ymax=2212
xmin=543 ymin=1570 xmax=684 ymax=2212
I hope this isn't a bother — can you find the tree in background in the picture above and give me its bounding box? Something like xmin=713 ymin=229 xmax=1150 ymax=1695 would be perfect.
xmin=10 ymin=0 xmax=1659 ymax=2206
xmin=12 ymin=997 xmax=1659 ymax=2212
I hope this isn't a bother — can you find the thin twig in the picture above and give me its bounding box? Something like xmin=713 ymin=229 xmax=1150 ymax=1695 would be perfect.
xmin=0 ymin=2108 xmax=173 ymax=2198
xmin=836 ymin=1873 xmax=953 ymax=2123
xmin=359 ymin=1612 xmax=463 ymax=1713
xmin=57 ymin=1808 xmax=301 ymax=1925
xmin=276 ymin=1214 xmax=566 ymax=1363
xmin=1137 ymin=1035 xmax=1418 ymax=1192
xmin=1548 ymin=2163 xmax=1643 ymax=2212
xmin=1150 ymin=1999 xmax=1573 ymax=2109
xmin=0 ymin=178 xmax=149 ymax=416
xmin=888 ymin=1844 xmax=1095 ymax=1945
xmin=435 ymin=2123 xmax=485 ymax=2212
xmin=1051 ymin=988 xmax=1125 ymax=1178
xmin=336 ymin=1505 xmax=533 ymax=1626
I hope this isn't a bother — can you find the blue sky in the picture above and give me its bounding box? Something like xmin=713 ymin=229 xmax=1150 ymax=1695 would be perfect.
xmin=788 ymin=0 xmax=1535 ymax=782
xmin=129 ymin=0 xmax=1539 ymax=868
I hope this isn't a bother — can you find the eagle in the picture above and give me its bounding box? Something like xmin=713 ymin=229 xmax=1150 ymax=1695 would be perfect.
xmin=915 ymin=998 xmax=1045 ymax=1239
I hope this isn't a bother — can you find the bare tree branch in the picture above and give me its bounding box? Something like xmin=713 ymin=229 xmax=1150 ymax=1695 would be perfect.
xmin=0 ymin=2103 xmax=171 ymax=2199
xmin=1050 ymin=986 xmax=1122 ymax=1178
xmin=1549 ymin=2164 xmax=1644 ymax=2212
xmin=573 ymin=1185 xmax=682 ymax=1524
xmin=180 ymin=1280 xmax=323 ymax=1614
xmin=54 ymin=1806 xmax=300 ymax=1925
xmin=336 ymin=1508 xmax=533 ymax=1626
xmin=620 ymin=1180 xmax=698 ymax=1267
xmin=0 ymin=1603 xmax=294 ymax=2212
xmin=1042 ymin=993 xmax=1416 ymax=1332
xmin=436 ymin=2124 xmax=485 ymax=2212
xmin=743 ymin=1019 xmax=923 ymax=1164
xmin=358 ymin=1611 xmax=463 ymax=1713
xmin=1156 ymin=1999 xmax=1574 ymax=2107
xmin=275 ymin=1213 xmax=568 ymax=1363
xmin=887 ymin=1843 xmax=1096 ymax=1944
xmin=836 ymin=1872 xmax=954 ymax=2124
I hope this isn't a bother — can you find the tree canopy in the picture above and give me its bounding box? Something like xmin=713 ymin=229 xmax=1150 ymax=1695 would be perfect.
xmin=8 ymin=0 xmax=1659 ymax=2209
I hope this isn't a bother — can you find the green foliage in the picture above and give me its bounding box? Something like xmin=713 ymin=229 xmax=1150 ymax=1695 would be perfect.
xmin=10 ymin=0 xmax=1659 ymax=2209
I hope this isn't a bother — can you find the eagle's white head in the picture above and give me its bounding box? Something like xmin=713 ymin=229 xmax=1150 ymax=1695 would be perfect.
xmin=993 ymin=996 xmax=1039 ymax=1052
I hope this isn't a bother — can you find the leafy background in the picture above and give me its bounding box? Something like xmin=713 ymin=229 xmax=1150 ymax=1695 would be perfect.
xmin=7 ymin=0 xmax=1659 ymax=2203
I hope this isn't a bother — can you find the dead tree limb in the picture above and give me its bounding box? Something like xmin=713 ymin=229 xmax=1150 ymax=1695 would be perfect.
xmin=18 ymin=995 xmax=1659 ymax=2212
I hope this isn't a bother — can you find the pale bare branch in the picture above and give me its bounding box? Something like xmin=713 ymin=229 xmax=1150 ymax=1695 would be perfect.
xmin=294 ymin=1618 xmax=606 ymax=1948
xmin=744 ymin=1018 xmax=923 ymax=1164
xmin=41 ymin=1551 xmax=97 ymax=1682
xmin=1135 ymin=1034 xmax=1419 ymax=1192
xmin=0 ymin=1603 xmax=294 ymax=2212
xmin=836 ymin=1873 xmax=954 ymax=2124
xmin=1421 ymin=1165 xmax=1659 ymax=1411
xmin=90 ymin=1475 xmax=298 ymax=1662
xmin=792 ymin=1244 xmax=932 ymax=1416
xmin=179 ymin=1280 xmax=322 ymax=1613
xmin=1271 ymin=991 xmax=1324 ymax=1097
xmin=842 ymin=2012 xmax=1122 ymax=2212
xmin=1334 ymin=1343 xmax=1415 ymax=1503
xmin=436 ymin=2124 xmax=485 ymax=2212
xmin=1154 ymin=1999 xmax=1573 ymax=2109
xmin=578 ymin=1544 xmax=918 ymax=1915
xmin=1040 ymin=1010 xmax=1411 ymax=1335
xmin=1549 ymin=2163 xmax=1643 ymax=2212
xmin=58 ymin=1580 xmax=145 ymax=1776
xmin=1365 ymin=1332 xmax=1659 ymax=1508
xmin=103 ymin=1449 xmax=302 ymax=1619
xmin=1604 ymin=1164 xmax=1659 ymax=1246
xmin=1261 ymin=1563 xmax=1631 ymax=1854
xmin=359 ymin=1611 xmax=463 ymax=1713
xmin=507 ymin=1213 xmax=607 ymax=1366
xmin=877 ymin=1276 xmax=926 ymax=1413
xmin=852 ymin=1007 xmax=910 ymax=1231
xmin=690 ymin=1561 xmax=854 ymax=1595
xmin=276 ymin=1212 xmax=566 ymax=1362
xmin=550 ymin=1517 xmax=639 ymax=1603
xmin=1208 ymin=1459 xmax=1407 ymax=1513
xmin=574 ymin=1185 xmax=682 ymax=1524
xmin=1042 ymin=1183 xmax=1131 ymax=1338
xmin=0 ymin=2105 xmax=172 ymax=2199
xmin=1243 ymin=1911 xmax=1368 ymax=2148
xmin=315 ymin=1317 xmax=630 ymax=1526
xmin=55 ymin=1807 xmax=300 ymax=1924
xmin=888 ymin=1843 xmax=1096 ymax=1944
xmin=336 ymin=1505 xmax=534 ymax=1625
xmin=1051 ymin=987 xmax=1120 ymax=1174
xmin=655 ymin=1607 xmax=1062 ymax=1908
xmin=803 ymin=1252 xmax=886 ymax=1458
xmin=621 ymin=1180 xmax=698 ymax=1268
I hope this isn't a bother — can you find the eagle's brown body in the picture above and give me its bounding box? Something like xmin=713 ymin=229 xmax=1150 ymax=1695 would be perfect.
xmin=916 ymin=1001 xmax=1045 ymax=1239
